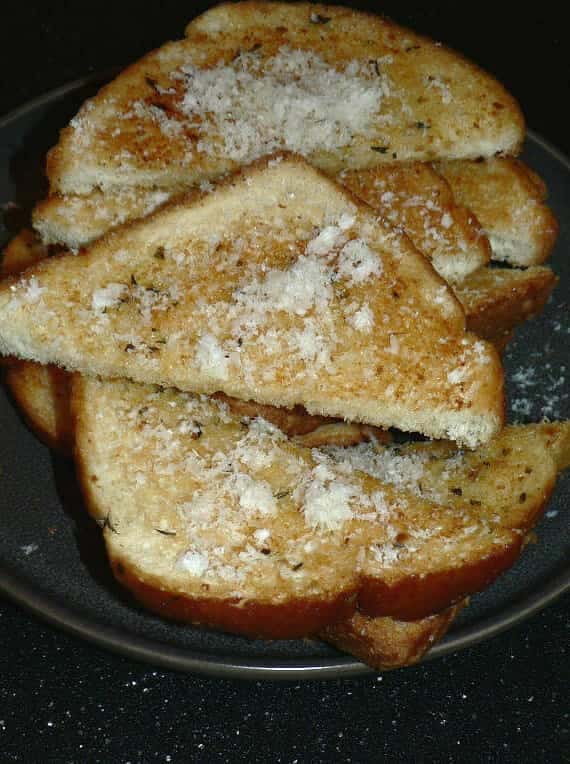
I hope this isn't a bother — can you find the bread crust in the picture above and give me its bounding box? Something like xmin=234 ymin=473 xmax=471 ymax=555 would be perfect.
xmin=358 ymin=543 xmax=523 ymax=620
xmin=4 ymin=361 xmax=72 ymax=452
xmin=109 ymin=556 xmax=358 ymax=639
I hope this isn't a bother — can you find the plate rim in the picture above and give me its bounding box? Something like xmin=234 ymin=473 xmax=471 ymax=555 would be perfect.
xmin=1 ymin=73 xmax=569 ymax=680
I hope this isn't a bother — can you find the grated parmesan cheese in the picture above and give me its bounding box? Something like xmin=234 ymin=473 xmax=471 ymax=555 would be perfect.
xmin=91 ymin=283 xmax=127 ymax=312
xmin=345 ymin=302 xmax=375 ymax=333
xmin=253 ymin=528 xmax=271 ymax=544
xmin=336 ymin=239 xmax=383 ymax=285
xmin=295 ymin=462 xmax=360 ymax=531
xmin=9 ymin=277 xmax=46 ymax=309
xmin=194 ymin=333 xmax=230 ymax=380
xmin=177 ymin=47 xmax=387 ymax=163
xmin=178 ymin=549 xmax=210 ymax=576
xmin=233 ymin=473 xmax=277 ymax=516
xmin=325 ymin=443 xmax=437 ymax=501
xmin=447 ymin=367 xmax=468 ymax=385
xmin=306 ymin=226 xmax=343 ymax=256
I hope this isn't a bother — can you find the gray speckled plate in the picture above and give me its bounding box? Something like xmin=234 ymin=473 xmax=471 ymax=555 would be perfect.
xmin=1 ymin=76 xmax=569 ymax=679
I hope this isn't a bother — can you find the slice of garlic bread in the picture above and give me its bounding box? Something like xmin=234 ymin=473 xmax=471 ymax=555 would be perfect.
xmin=436 ymin=158 xmax=559 ymax=266
xmin=458 ymin=265 xmax=557 ymax=340
xmin=0 ymin=157 xmax=504 ymax=447
xmin=3 ymin=226 xmax=555 ymax=451
xmin=72 ymin=377 xmax=567 ymax=635
xmin=339 ymin=163 xmax=490 ymax=284
xmin=46 ymin=2 xmax=524 ymax=196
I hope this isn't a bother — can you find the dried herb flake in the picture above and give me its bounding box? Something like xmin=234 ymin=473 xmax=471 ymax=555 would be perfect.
xmin=145 ymin=76 xmax=159 ymax=91
xmin=310 ymin=13 xmax=332 ymax=24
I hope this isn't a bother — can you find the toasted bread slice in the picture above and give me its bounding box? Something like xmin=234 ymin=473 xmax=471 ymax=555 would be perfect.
xmin=32 ymin=189 xmax=182 ymax=251
xmin=324 ymin=423 xmax=570 ymax=533
xmin=314 ymin=421 xmax=570 ymax=618
xmin=46 ymin=2 xmax=523 ymax=196
xmin=459 ymin=265 xmax=558 ymax=340
xmin=338 ymin=163 xmax=490 ymax=284
xmin=436 ymin=159 xmax=559 ymax=266
xmin=320 ymin=600 xmax=466 ymax=670
xmin=0 ymin=158 xmax=504 ymax=447
xmin=2 ymin=227 xmax=553 ymax=451
xmin=4 ymin=361 xmax=73 ymax=452
xmin=73 ymin=376 xmax=548 ymax=636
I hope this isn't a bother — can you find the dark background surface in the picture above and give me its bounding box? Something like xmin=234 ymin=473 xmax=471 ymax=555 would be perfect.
xmin=0 ymin=2 xmax=568 ymax=762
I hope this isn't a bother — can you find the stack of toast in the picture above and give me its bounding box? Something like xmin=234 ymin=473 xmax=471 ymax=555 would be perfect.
xmin=1 ymin=2 xmax=567 ymax=670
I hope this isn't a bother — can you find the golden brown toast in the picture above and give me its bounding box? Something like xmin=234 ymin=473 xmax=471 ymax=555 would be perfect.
xmin=32 ymin=189 xmax=181 ymax=251
xmin=2 ymin=226 xmax=555 ymax=451
xmin=0 ymin=157 xmax=504 ymax=447
xmin=46 ymin=2 xmax=524 ymax=196
xmin=72 ymin=376 xmax=568 ymax=639
xmin=320 ymin=601 xmax=466 ymax=670
xmin=436 ymin=158 xmax=559 ymax=266
xmin=458 ymin=265 xmax=558 ymax=341
xmin=338 ymin=163 xmax=490 ymax=284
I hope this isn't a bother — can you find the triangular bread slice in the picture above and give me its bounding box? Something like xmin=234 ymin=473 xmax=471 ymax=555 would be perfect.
xmin=436 ymin=158 xmax=559 ymax=266
xmin=0 ymin=157 xmax=504 ymax=447
xmin=72 ymin=376 xmax=568 ymax=638
xmin=4 ymin=228 xmax=555 ymax=452
xmin=338 ymin=162 xmax=490 ymax=284
xmin=46 ymin=2 xmax=524 ymax=195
